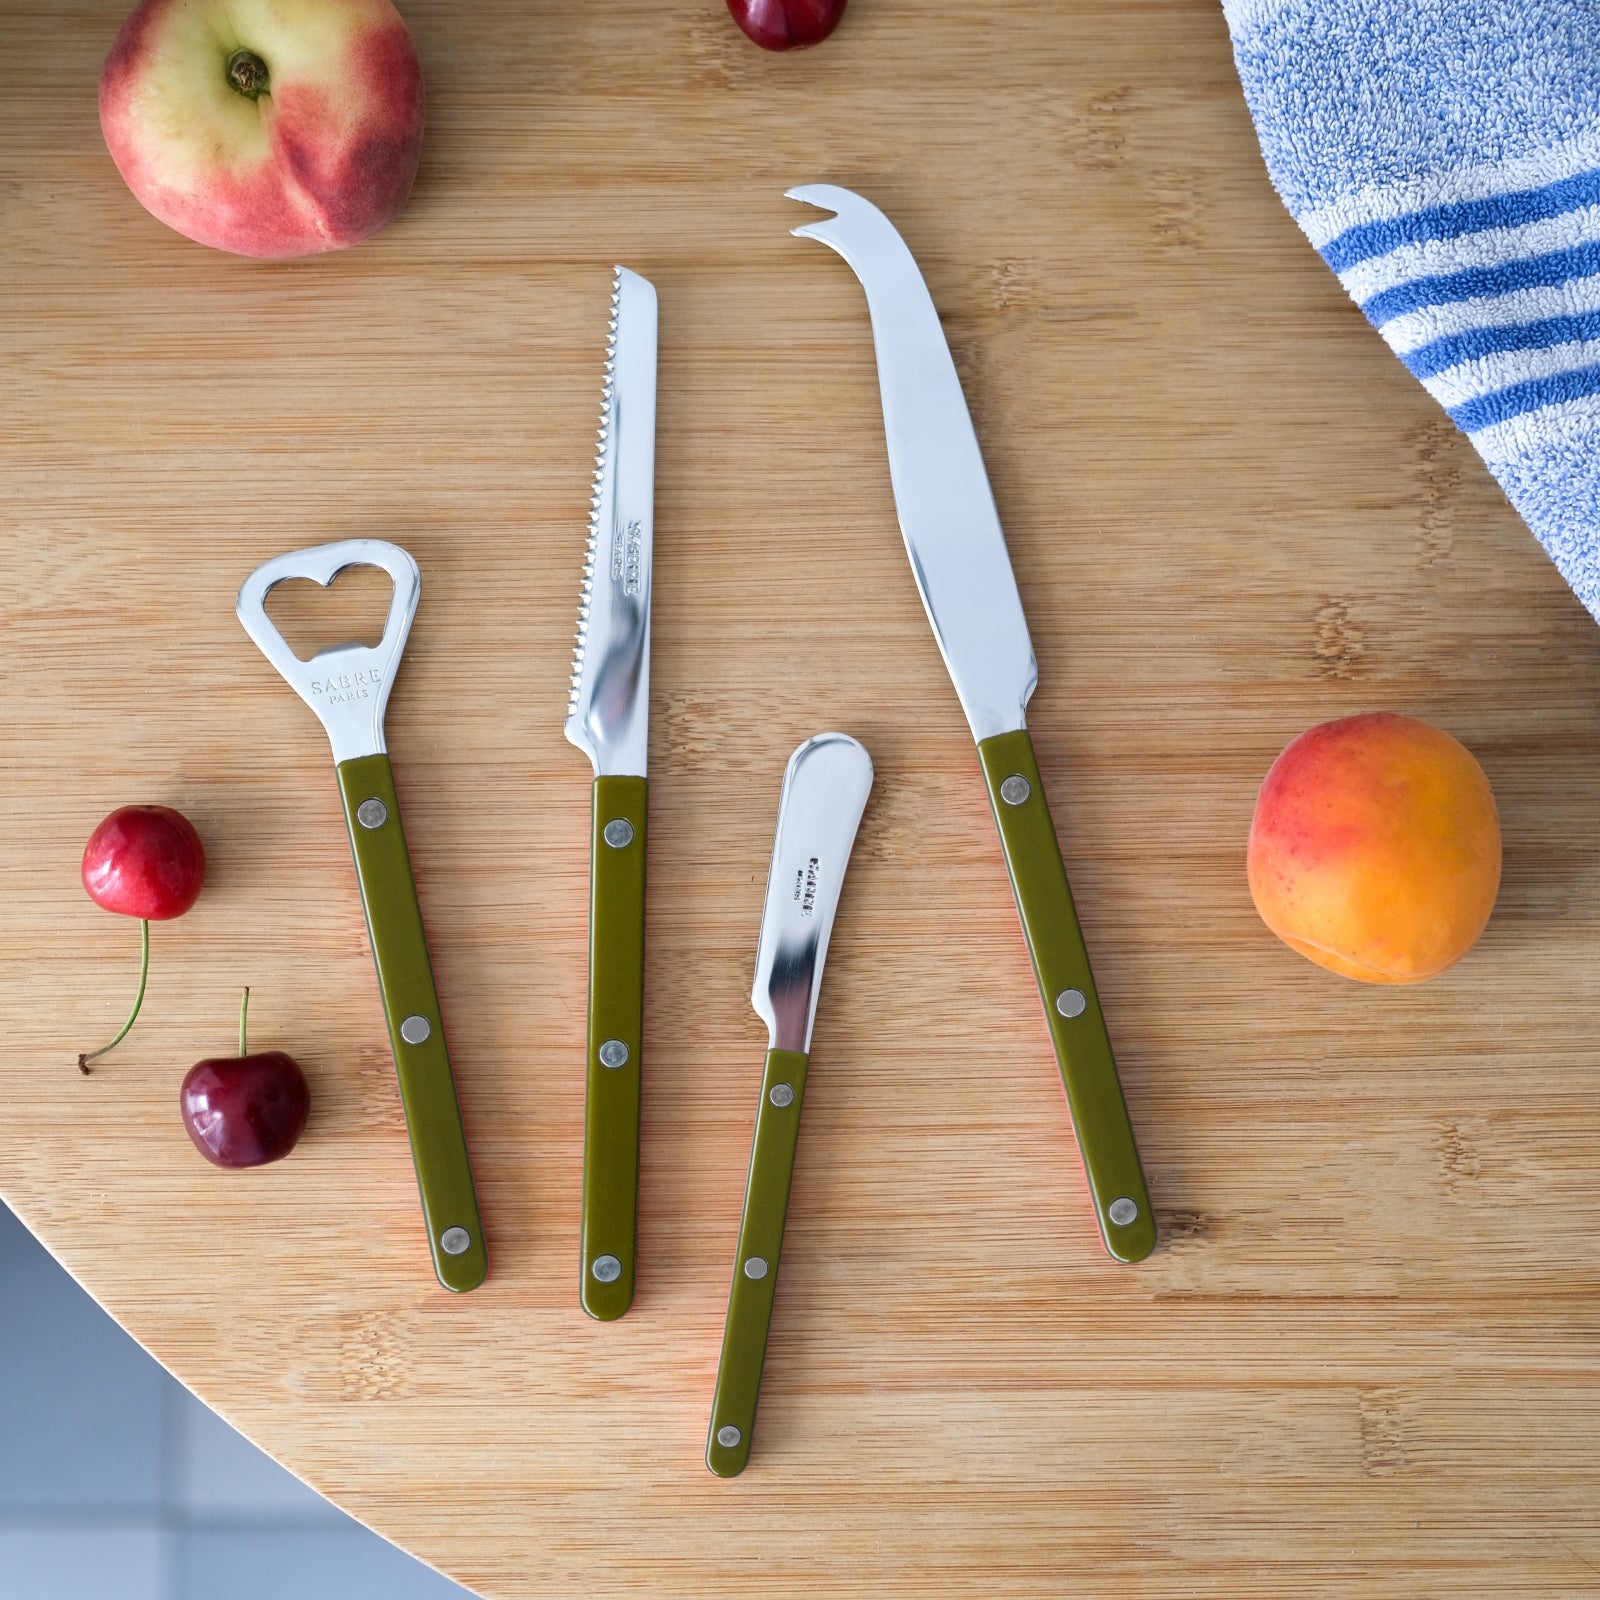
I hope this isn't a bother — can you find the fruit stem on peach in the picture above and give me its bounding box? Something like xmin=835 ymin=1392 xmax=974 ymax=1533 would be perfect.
xmin=239 ymin=985 xmax=250 ymax=1058
xmin=78 ymin=917 xmax=150 ymax=1075
xmin=226 ymin=50 xmax=269 ymax=100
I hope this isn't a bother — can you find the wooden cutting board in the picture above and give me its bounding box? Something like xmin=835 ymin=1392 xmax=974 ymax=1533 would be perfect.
xmin=5 ymin=3 xmax=1600 ymax=1596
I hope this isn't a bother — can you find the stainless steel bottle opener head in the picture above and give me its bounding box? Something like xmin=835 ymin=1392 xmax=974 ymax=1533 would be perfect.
xmin=236 ymin=538 xmax=420 ymax=763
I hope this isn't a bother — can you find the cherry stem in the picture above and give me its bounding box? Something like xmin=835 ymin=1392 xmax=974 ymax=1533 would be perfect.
xmin=239 ymin=986 xmax=250 ymax=1058
xmin=79 ymin=918 xmax=149 ymax=1075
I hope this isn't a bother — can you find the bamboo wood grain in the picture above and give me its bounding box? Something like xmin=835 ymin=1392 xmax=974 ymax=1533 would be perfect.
xmin=3 ymin=2 xmax=1600 ymax=1596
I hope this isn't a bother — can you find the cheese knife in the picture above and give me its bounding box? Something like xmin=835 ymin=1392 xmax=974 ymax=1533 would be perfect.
xmin=564 ymin=266 xmax=658 ymax=1320
xmin=788 ymin=184 xmax=1155 ymax=1264
xmin=706 ymin=732 xmax=873 ymax=1478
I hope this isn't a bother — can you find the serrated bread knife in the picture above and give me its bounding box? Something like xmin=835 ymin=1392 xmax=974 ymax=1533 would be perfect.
xmin=564 ymin=266 xmax=658 ymax=1320
xmin=237 ymin=539 xmax=487 ymax=1293
xmin=707 ymin=732 xmax=873 ymax=1479
xmin=789 ymin=184 xmax=1155 ymax=1264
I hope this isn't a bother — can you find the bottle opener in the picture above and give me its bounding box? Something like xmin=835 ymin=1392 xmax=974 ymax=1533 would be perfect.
xmin=237 ymin=538 xmax=487 ymax=1293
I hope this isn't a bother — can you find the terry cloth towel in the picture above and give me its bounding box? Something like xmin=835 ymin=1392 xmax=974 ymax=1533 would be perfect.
xmin=1223 ymin=0 xmax=1600 ymax=623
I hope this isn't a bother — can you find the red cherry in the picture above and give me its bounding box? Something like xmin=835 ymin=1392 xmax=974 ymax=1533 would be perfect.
xmin=82 ymin=805 xmax=205 ymax=921
xmin=727 ymin=0 xmax=847 ymax=51
xmin=78 ymin=804 xmax=206 ymax=1072
xmin=181 ymin=1052 xmax=310 ymax=1168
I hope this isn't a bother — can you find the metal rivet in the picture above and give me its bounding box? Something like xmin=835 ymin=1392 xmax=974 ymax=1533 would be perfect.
xmin=603 ymin=818 xmax=635 ymax=848
xmin=716 ymin=1425 xmax=741 ymax=1449
xmin=598 ymin=1038 xmax=629 ymax=1069
xmin=356 ymin=798 xmax=388 ymax=829
xmin=743 ymin=1256 xmax=768 ymax=1280
xmin=1055 ymin=988 xmax=1087 ymax=1019
xmin=591 ymin=1254 xmax=622 ymax=1283
xmin=999 ymin=774 xmax=1031 ymax=806
xmin=1108 ymin=1198 xmax=1139 ymax=1227
xmin=399 ymin=1014 xmax=431 ymax=1045
xmin=440 ymin=1226 xmax=471 ymax=1256
xmin=769 ymin=1083 xmax=795 ymax=1108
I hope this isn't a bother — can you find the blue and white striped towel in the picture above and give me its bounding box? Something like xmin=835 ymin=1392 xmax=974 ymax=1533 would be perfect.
xmin=1224 ymin=0 xmax=1600 ymax=622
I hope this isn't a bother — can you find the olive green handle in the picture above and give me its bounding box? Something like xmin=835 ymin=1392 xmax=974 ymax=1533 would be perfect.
xmin=706 ymin=1047 xmax=809 ymax=1478
xmin=336 ymin=754 xmax=487 ymax=1294
xmin=580 ymin=775 xmax=648 ymax=1320
xmin=977 ymin=729 xmax=1155 ymax=1263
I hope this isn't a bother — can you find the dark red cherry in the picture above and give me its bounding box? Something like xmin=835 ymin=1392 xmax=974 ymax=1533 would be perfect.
xmin=727 ymin=0 xmax=847 ymax=51
xmin=181 ymin=1051 xmax=309 ymax=1169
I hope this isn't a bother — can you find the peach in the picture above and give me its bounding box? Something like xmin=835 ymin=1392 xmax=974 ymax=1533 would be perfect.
xmin=99 ymin=0 xmax=424 ymax=258
xmin=1247 ymin=713 xmax=1500 ymax=983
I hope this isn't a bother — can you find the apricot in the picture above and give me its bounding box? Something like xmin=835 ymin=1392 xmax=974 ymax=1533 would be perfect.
xmin=1247 ymin=713 xmax=1500 ymax=983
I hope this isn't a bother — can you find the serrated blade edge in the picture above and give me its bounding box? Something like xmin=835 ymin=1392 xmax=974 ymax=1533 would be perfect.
xmin=568 ymin=272 xmax=621 ymax=718
xmin=564 ymin=267 xmax=657 ymax=777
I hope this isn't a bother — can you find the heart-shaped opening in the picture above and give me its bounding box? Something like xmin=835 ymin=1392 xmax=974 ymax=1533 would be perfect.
xmin=264 ymin=563 xmax=394 ymax=662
